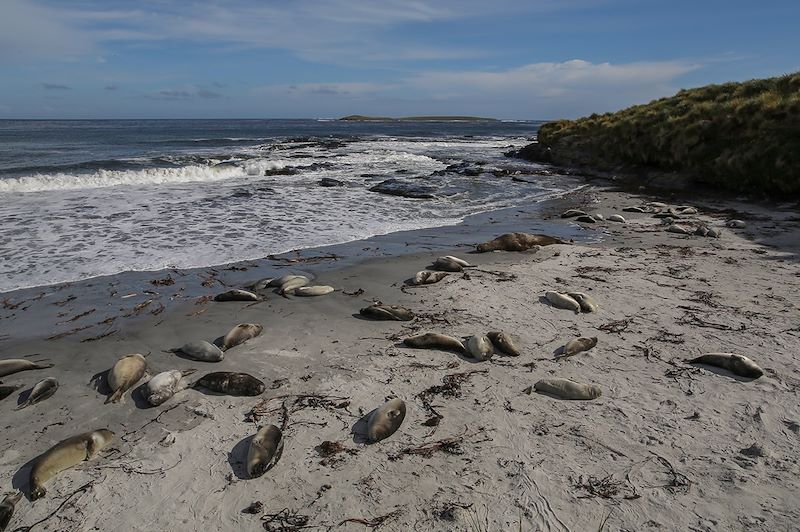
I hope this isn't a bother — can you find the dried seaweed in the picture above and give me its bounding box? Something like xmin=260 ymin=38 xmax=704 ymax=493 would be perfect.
xmin=338 ymin=508 xmax=402 ymax=528
xmin=574 ymin=474 xmax=638 ymax=500
xmin=150 ymin=276 xmax=175 ymax=286
xmin=599 ymin=316 xmax=636 ymax=334
xmin=261 ymin=508 xmax=312 ymax=531
xmin=389 ymin=429 xmax=489 ymax=461
xmin=416 ymin=370 xmax=488 ymax=419
xmin=245 ymin=394 xmax=352 ymax=424
xmin=267 ymin=252 xmax=339 ymax=264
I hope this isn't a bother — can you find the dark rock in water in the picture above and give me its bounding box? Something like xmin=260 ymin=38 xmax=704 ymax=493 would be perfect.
xmin=368 ymin=179 xmax=435 ymax=199
xmin=264 ymin=167 xmax=297 ymax=176
xmin=463 ymin=167 xmax=482 ymax=176
xmin=318 ymin=178 xmax=345 ymax=187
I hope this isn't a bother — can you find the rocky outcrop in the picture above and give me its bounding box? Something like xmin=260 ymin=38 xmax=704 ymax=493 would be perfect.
xmin=368 ymin=179 xmax=435 ymax=199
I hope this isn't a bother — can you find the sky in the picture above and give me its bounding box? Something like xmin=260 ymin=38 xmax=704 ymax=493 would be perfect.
xmin=0 ymin=0 xmax=798 ymax=119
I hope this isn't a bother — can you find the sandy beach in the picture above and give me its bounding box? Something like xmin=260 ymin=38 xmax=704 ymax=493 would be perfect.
xmin=1 ymin=186 xmax=799 ymax=531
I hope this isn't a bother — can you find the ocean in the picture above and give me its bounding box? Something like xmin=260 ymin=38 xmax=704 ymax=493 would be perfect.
xmin=0 ymin=119 xmax=568 ymax=293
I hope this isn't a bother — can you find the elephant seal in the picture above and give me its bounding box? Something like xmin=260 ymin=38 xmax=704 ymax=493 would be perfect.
xmin=29 ymin=429 xmax=115 ymax=500
xmin=278 ymin=276 xmax=310 ymax=295
xmin=411 ymin=271 xmax=449 ymax=285
xmin=193 ymin=372 xmax=265 ymax=396
xmin=403 ymin=333 xmax=465 ymax=353
xmin=145 ymin=369 xmax=196 ymax=406
xmin=534 ymin=378 xmax=602 ymax=400
xmin=465 ymin=335 xmax=494 ymax=361
xmin=561 ymin=337 xmax=598 ymax=358
xmin=622 ymin=206 xmax=646 ymax=213
xmin=16 ymin=377 xmax=58 ymax=410
xmin=247 ymin=277 xmax=274 ymax=292
xmin=267 ymin=274 xmax=304 ymax=287
xmin=686 ymin=353 xmax=763 ymax=379
xmin=215 ymin=289 xmax=259 ymax=302
xmin=367 ymin=398 xmax=406 ymax=442
xmin=359 ymin=304 xmax=414 ymax=321
xmin=172 ymin=341 xmax=224 ymax=362
xmin=0 ymin=359 xmax=54 ymax=379
xmin=676 ymin=206 xmax=698 ymax=215
xmin=0 ymin=492 xmax=22 ymax=531
xmin=247 ymin=425 xmax=284 ymax=478
xmin=706 ymin=227 xmax=722 ymax=238
xmin=726 ymin=219 xmax=746 ymax=228
xmin=106 ymin=354 xmax=146 ymax=404
xmin=486 ymin=331 xmax=521 ymax=356
xmin=607 ymin=214 xmax=626 ymax=223
xmin=476 ymin=232 xmax=564 ymax=253
xmin=694 ymin=225 xmax=709 ymax=237
xmin=666 ymin=224 xmax=690 ymax=235
xmin=574 ymin=215 xmax=596 ymax=224
xmin=545 ymin=292 xmax=581 ymax=313
xmin=432 ymin=257 xmax=464 ymax=272
xmin=294 ymin=285 xmax=334 ymax=296
xmin=567 ymin=292 xmax=599 ymax=313
xmin=593 ymin=213 xmax=604 ymax=221
xmin=223 ymin=323 xmax=263 ymax=351
xmin=561 ymin=209 xmax=587 ymax=218
xmin=0 ymin=384 xmax=23 ymax=401
xmin=442 ymin=256 xmax=470 ymax=268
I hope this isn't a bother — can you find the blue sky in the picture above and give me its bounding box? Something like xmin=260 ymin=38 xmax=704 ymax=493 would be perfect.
xmin=1 ymin=0 xmax=797 ymax=119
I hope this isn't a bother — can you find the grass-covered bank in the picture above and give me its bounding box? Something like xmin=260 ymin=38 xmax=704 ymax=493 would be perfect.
xmin=516 ymin=73 xmax=800 ymax=195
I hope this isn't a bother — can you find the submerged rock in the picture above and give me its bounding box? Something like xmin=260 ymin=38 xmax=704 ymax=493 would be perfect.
xmin=368 ymin=179 xmax=435 ymax=199
xmin=318 ymin=178 xmax=345 ymax=187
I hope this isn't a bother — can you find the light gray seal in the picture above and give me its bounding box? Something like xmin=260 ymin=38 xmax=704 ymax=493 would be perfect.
xmin=0 ymin=359 xmax=54 ymax=379
xmin=403 ymin=333 xmax=465 ymax=353
xmin=561 ymin=209 xmax=587 ymax=218
xmin=106 ymin=353 xmax=146 ymax=404
xmin=145 ymin=369 xmax=196 ymax=406
xmin=666 ymin=224 xmax=690 ymax=235
xmin=172 ymin=341 xmax=224 ymax=362
xmin=278 ymin=276 xmax=310 ymax=295
xmin=222 ymin=323 xmax=263 ymax=350
xmin=476 ymin=232 xmax=564 ymax=253
xmin=294 ymin=285 xmax=334 ymax=296
xmin=607 ymin=214 xmax=626 ymax=223
xmin=367 ymin=398 xmax=406 ymax=442
xmin=567 ymin=292 xmax=599 ymax=313
xmin=411 ymin=271 xmax=449 ymax=285
xmin=247 ymin=425 xmax=284 ymax=478
xmin=16 ymin=377 xmax=58 ymax=410
xmin=545 ymin=291 xmax=581 ymax=313
xmin=534 ymin=378 xmax=602 ymax=400
xmin=0 ymin=492 xmax=22 ymax=531
xmin=359 ymin=304 xmax=414 ymax=321
xmin=487 ymin=331 xmax=521 ymax=356
xmin=29 ymin=429 xmax=115 ymax=500
xmin=215 ymin=289 xmax=260 ymax=302
xmin=686 ymin=353 xmax=763 ymax=379
xmin=726 ymin=219 xmax=746 ymax=228
xmin=466 ymin=335 xmax=493 ymax=361
xmin=561 ymin=337 xmax=598 ymax=358
xmin=193 ymin=372 xmax=265 ymax=396
xmin=432 ymin=257 xmax=464 ymax=272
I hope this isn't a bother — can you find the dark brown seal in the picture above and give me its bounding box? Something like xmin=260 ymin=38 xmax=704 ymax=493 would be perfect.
xmin=193 ymin=372 xmax=266 ymax=396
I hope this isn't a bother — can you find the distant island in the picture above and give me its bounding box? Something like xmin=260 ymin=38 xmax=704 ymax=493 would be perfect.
xmin=340 ymin=115 xmax=499 ymax=122
xmin=515 ymin=72 xmax=800 ymax=196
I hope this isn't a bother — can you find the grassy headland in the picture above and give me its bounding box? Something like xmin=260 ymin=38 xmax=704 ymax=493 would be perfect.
xmin=517 ymin=73 xmax=800 ymax=195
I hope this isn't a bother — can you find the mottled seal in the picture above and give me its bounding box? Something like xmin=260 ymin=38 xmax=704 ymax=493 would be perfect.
xmin=545 ymin=292 xmax=581 ymax=313
xmin=567 ymin=292 xmax=599 ymax=313
xmin=359 ymin=304 xmax=414 ymax=321
xmin=16 ymin=377 xmax=58 ymax=410
xmin=726 ymin=219 xmax=746 ymax=228
xmin=403 ymin=333 xmax=465 ymax=353
xmin=0 ymin=359 xmax=54 ymax=379
xmin=607 ymin=214 xmax=626 ymax=223
xmin=534 ymin=378 xmax=602 ymax=400
xmin=367 ymin=398 xmax=406 ymax=442
xmin=172 ymin=341 xmax=224 ymax=362
xmin=222 ymin=323 xmax=263 ymax=351
xmin=561 ymin=209 xmax=587 ymax=218
xmin=106 ymin=354 xmax=146 ymax=404
xmin=0 ymin=492 xmax=22 ymax=531
xmin=411 ymin=270 xmax=449 ymax=285
xmin=215 ymin=289 xmax=259 ymax=302
xmin=686 ymin=353 xmax=763 ymax=379
xmin=476 ymin=232 xmax=564 ymax=253
xmin=466 ymin=335 xmax=494 ymax=361
xmin=666 ymin=224 xmax=690 ymax=235
xmin=29 ymin=429 xmax=115 ymax=500
xmin=247 ymin=425 xmax=284 ymax=478
xmin=486 ymin=331 xmax=521 ymax=356
xmin=561 ymin=337 xmax=598 ymax=358
xmin=294 ymin=285 xmax=334 ymax=296
xmin=193 ymin=372 xmax=265 ymax=396
xmin=145 ymin=369 xmax=197 ymax=406
xmin=0 ymin=384 xmax=23 ymax=401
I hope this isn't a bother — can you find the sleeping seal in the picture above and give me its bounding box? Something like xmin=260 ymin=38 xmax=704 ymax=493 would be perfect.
xmin=476 ymin=232 xmax=564 ymax=253
xmin=0 ymin=384 xmax=23 ymax=401
xmin=442 ymin=256 xmax=470 ymax=268
xmin=106 ymin=354 xmax=146 ymax=404
xmin=432 ymin=257 xmax=464 ymax=272
xmin=607 ymin=214 xmax=626 ymax=223
xmin=561 ymin=337 xmax=598 ymax=358
xmin=359 ymin=303 xmax=414 ymax=321
xmin=545 ymin=292 xmax=581 ymax=313
xmin=29 ymin=429 xmax=115 ymax=500
xmin=567 ymin=292 xmax=599 ymax=313
xmin=403 ymin=333 xmax=465 ymax=353
xmin=193 ymin=372 xmax=265 ymax=396
xmin=222 ymin=323 xmax=263 ymax=351
xmin=172 ymin=341 xmax=224 ymax=362
xmin=293 ymin=285 xmax=334 ymax=296
xmin=247 ymin=425 xmax=284 ymax=478
xmin=726 ymin=219 xmax=746 ymax=228
xmin=411 ymin=271 xmax=449 ymax=285
xmin=0 ymin=492 xmax=22 ymax=531
xmin=0 ymin=359 xmax=54 ymax=379
xmin=16 ymin=377 xmax=58 ymax=410
xmin=367 ymin=398 xmax=406 ymax=442
xmin=561 ymin=209 xmax=587 ymax=218
xmin=486 ymin=331 xmax=521 ymax=356
xmin=666 ymin=224 xmax=690 ymax=235
xmin=145 ymin=369 xmax=197 ymax=406
xmin=465 ymin=335 xmax=494 ymax=361
xmin=214 ymin=289 xmax=260 ymax=302
xmin=534 ymin=378 xmax=602 ymax=400
xmin=686 ymin=353 xmax=763 ymax=379
xmin=278 ymin=276 xmax=310 ymax=295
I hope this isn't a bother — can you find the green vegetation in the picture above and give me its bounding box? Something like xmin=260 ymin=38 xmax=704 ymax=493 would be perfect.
xmin=340 ymin=115 xmax=498 ymax=122
xmin=521 ymin=73 xmax=800 ymax=195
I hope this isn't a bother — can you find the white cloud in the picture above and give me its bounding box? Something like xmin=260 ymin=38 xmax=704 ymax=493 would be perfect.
xmin=0 ymin=0 xmax=94 ymax=62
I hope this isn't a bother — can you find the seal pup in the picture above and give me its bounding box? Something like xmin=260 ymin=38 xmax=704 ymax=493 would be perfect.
xmin=293 ymin=285 xmax=334 ymax=296
xmin=106 ymin=354 xmax=146 ymax=404
xmin=534 ymin=378 xmax=602 ymax=400
xmin=29 ymin=429 xmax=115 ymax=500
xmin=403 ymin=333 xmax=465 ymax=353
xmin=465 ymin=335 xmax=494 ymax=361
xmin=193 ymin=372 xmax=265 ymax=396
xmin=442 ymin=256 xmax=470 ymax=268
xmin=567 ymin=292 xmax=599 ymax=313
xmin=432 ymin=257 xmax=464 ymax=272
xmin=686 ymin=353 xmax=763 ymax=379
xmin=561 ymin=209 xmax=587 ymax=218
xmin=0 ymin=492 xmax=22 ymax=531
xmin=222 ymin=323 xmax=263 ymax=351
xmin=574 ymin=215 xmax=596 ymax=224
xmin=278 ymin=276 xmax=310 ymax=295
xmin=16 ymin=377 xmax=58 ymax=410
xmin=359 ymin=303 xmax=414 ymax=321
xmin=247 ymin=425 xmax=284 ymax=478
xmin=0 ymin=359 xmax=54 ymax=379
xmin=545 ymin=292 xmax=581 ymax=313
xmin=171 ymin=341 xmax=224 ymax=362
xmin=476 ymin=232 xmax=564 ymax=253
xmin=0 ymin=384 xmax=23 ymax=401
xmin=367 ymin=398 xmax=406 ymax=442
xmin=666 ymin=224 xmax=690 ymax=235
xmin=561 ymin=337 xmax=598 ymax=358
xmin=145 ymin=369 xmax=197 ymax=406
xmin=411 ymin=271 xmax=448 ymax=285
xmin=486 ymin=331 xmax=521 ymax=356
xmin=607 ymin=214 xmax=626 ymax=223
xmin=215 ymin=289 xmax=260 ymax=302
